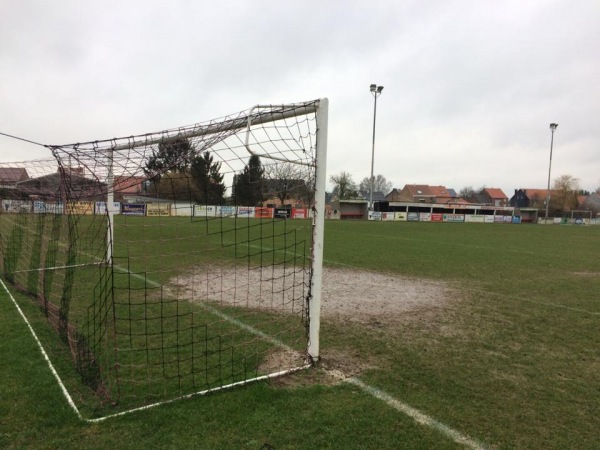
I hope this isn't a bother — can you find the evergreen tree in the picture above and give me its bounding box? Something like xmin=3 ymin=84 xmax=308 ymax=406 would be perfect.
xmin=234 ymin=155 xmax=265 ymax=206
xmin=146 ymin=171 xmax=193 ymax=201
xmin=190 ymin=151 xmax=226 ymax=204
xmin=144 ymin=138 xmax=194 ymax=180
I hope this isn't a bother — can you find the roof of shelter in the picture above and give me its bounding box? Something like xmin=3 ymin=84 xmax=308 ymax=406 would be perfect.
xmin=0 ymin=167 xmax=29 ymax=183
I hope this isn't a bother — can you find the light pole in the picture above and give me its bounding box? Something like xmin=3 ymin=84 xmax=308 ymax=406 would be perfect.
xmin=369 ymin=83 xmax=384 ymax=211
xmin=545 ymin=123 xmax=558 ymax=224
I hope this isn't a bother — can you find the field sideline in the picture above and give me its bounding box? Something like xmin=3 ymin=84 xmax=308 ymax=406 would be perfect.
xmin=1 ymin=221 xmax=599 ymax=449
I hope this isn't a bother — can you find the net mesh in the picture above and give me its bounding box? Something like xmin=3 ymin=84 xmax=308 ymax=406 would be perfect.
xmin=0 ymin=100 xmax=322 ymax=416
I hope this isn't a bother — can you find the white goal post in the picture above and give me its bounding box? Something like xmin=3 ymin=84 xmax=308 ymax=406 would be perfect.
xmin=0 ymin=98 xmax=328 ymax=418
xmin=102 ymin=99 xmax=328 ymax=361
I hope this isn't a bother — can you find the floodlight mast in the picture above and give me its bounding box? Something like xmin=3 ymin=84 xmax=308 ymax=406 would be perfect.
xmin=369 ymin=84 xmax=384 ymax=212
xmin=545 ymin=123 xmax=559 ymax=224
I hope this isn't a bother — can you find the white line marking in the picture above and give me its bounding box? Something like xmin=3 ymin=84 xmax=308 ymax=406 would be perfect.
xmin=327 ymin=371 xmax=487 ymax=450
xmin=81 ymin=365 xmax=311 ymax=423
xmin=2 ymin=217 xmax=488 ymax=445
xmin=112 ymin=265 xmax=161 ymax=287
xmin=13 ymin=262 xmax=103 ymax=273
xmin=199 ymin=302 xmax=297 ymax=353
xmin=0 ymin=277 xmax=84 ymax=421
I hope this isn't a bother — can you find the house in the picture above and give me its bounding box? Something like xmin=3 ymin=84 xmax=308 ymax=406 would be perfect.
xmin=15 ymin=170 xmax=106 ymax=201
xmin=509 ymin=189 xmax=530 ymax=208
xmin=359 ymin=190 xmax=387 ymax=206
xmin=0 ymin=167 xmax=29 ymax=189
xmin=113 ymin=175 xmax=145 ymax=201
xmin=479 ymin=188 xmax=508 ymax=206
xmin=583 ymin=193 xmax=600 ymax=216
xmin=262 ymin=178 xmax=311 ymax=208
xmin=386 ymin=184 xmax=457 ymax=204
xmin=523 ymin=189 xmax=556 ymax=209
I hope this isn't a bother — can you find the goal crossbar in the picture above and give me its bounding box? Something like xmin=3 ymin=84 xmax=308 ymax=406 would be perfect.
xmin=47 ymin=102 xmax=320 ymax=153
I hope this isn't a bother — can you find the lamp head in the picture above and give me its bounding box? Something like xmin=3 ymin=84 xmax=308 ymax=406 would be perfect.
xmin=550 ymin=123 xmax=558 ymax=130
xmin=370 ymin=84 xmax=377 ymax=92
xmin=377 ymin=86 xmax=384 ymax=93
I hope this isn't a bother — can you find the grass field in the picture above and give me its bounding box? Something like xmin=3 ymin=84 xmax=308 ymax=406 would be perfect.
xmin=1 ymin=220 xmax=599 ymax=449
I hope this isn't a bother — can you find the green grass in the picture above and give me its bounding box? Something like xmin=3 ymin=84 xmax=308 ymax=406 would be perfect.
xmin=2 ymin=220 xmax=600 ymax=448
xmin=1 ymin=213 xmax=313 ymax=416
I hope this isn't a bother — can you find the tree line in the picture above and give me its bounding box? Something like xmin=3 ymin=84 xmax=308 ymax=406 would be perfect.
xmin=142 ymin=139 xmax=597 ymax=214
xmin=144 ymin=138 xmax=227 ymax=204
xmin=329 ymin=171 xmax=393 ymax=200
xmin=460 ymin=174 xmax=594 ymax=215
xmin=330 ymin=170 xmax=598 ymax=216
xmin=143 ymin=138 xmax=311 ymax=206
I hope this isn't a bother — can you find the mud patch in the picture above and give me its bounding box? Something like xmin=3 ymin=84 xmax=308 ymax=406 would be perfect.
xmin=571 ymin=272 xmax=600 ymax=278
xmin=166 ymin=266 xmax=451 ymax=389
xmin=321 ymin=267 xmax=449 ymax=325
xmin=167 ymin=265 xmax=450 ymax=326
xmin=258 ymin=349 xmax=307 ymax=375
xmin=263 ymin=348 xmax=386 ymax=389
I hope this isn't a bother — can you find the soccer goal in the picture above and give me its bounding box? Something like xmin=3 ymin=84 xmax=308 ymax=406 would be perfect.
xmin=0 ymin=99 xmax=328 ymax=419
xmin=569 ymin=210 xmax=592 ymax=225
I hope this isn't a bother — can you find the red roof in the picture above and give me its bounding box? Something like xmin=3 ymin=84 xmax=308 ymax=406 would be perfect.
xmin=406 ymin=184 xmax=435 ymax=196
xmin=524 ymin=189 xmax=558 ymax=199
xmin=405 ymin=184 xmax=453 ymax=197
xmin=483 ymin=188 xmax=507 ymax=199
xmin=429 ymin=185 xmax=453 ymax=197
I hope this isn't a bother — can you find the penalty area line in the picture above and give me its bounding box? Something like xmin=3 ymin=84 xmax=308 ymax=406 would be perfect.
xmin=0 ymin=277 xmax=84 ymax=421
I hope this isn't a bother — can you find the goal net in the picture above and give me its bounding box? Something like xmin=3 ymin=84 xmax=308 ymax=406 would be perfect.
xmin=0 ymin=99 xmax=328 ymax=419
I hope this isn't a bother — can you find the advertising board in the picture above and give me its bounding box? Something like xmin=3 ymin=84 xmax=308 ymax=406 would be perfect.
xmin=443 ymin=214 xmax=465 ymax=223
xmin=257 ymin=207 xmax=275 ymax=218
xmin=146 ymin=203 xmax=171 ymax=216
xmin=237 ymin=207 xmax=255 ymax=218
xmin=193 ymin=205 xmax=217 ymax=217
xmin=292 ymin=208 xmax=308 ymax=219
xmin=122 ymin=203 xmax=145 ymax=216
xmin=66 ymin=201 xmax=94 ymax=215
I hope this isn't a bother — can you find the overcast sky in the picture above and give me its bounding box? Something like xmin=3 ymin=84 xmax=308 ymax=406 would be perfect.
xmin=1 ymin=0 xmax=598 ymax=195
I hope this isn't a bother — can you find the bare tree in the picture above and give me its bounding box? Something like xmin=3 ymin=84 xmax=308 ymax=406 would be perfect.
xmin=264 ymin=162 xmax=308 ymax=205
xmin=330 ymin=171 xmax=359 ymax=200
xmin=459 ymin=186 xmax=475 ymax=200
xmin=359 ymin=174 xmax=393 ymax=196
xmin=552 ymin=174 xmax=580 ymax=213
